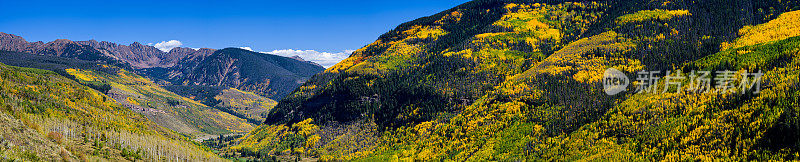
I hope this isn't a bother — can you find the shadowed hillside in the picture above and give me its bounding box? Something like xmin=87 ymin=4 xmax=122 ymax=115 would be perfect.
xmin=161 ymin=48 xmax=325 ymax=100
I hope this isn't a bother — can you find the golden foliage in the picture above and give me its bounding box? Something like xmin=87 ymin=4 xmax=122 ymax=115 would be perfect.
xmin=615 ymin=9 xmax=691 ymax=24
xmin=524 ymin=31 xmax=637 ymax=83
xmin=721 ymin=10 xmax=800 ymax=50
xmin=0 ymin=64 xmax=225 ymax=161
xmin=65 ymin=68 xmax=97 ymax=81
xmin=65 ymin=67 xmax=254 ymax=135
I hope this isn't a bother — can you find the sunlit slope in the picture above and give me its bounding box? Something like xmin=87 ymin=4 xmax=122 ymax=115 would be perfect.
xmin=65 ymin=67 xmax=255 ymax=136
xmin=367 ymin=7 xmax=800 ymax=162
xmin=0 ymin=63 xmax=224 ymax=161
xmin=238 ymin=0 xmax=800 ymax=160
xmin=721 ymin=10 xmax=800 ymax=50
xmin=265 ymin=0 xmax=793 ymax=127
xmin=359 ymin=20 xmax=800 ymax=162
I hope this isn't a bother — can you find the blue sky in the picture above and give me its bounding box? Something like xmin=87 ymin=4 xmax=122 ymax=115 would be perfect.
xmin=0 ymin=0 xmax=470 ymax=67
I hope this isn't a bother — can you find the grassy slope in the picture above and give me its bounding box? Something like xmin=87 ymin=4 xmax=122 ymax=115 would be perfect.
xmin=0 ymin=64 xmax=224 ymax=161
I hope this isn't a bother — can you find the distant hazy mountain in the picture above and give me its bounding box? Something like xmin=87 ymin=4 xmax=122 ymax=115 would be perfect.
xmin=290 ymin=55 xmax=323 ymax=67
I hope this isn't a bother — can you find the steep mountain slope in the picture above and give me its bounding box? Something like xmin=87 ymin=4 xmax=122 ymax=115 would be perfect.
xmin=162 ymin=48 xmax=325 ymax=100
xmin=0 ymin=63 xmax=224 ymax=161
xmin=236 ymin=0 xmax=800 ymax=160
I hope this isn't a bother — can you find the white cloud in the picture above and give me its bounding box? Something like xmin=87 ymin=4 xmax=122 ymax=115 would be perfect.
xmin=231 ymin=47 xmax=353 ymax=68
xmin=267 ymin=49 xmax=353 ymax=68
xmin=152 ymin=40 xmax=183 ymax=52
xmin=239 ymin=47 xmax=254 ymax=51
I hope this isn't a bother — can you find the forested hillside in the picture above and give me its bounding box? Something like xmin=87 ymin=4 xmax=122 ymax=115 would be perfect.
xmin=0 ymin=63 xmax=224 ymax=161
xmin=159 ymin=48 xmax=325 ymax=100
xmin=0 ymin=36 xmax=319 ymax=160
xmin=0 ymin=50 xmax=255 ymax=137
xmin=165 ymin=85 xmax=277 ymax=124
xmin=1 ymin=33 xmax=325 ymax=102
xmin=66 ymin=67 xmax=256 ymax=136
xmin=235 ymin=0 xmax=800 ymax=161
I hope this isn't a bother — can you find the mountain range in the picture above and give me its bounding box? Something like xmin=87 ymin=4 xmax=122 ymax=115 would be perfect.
xmin=155 ymin=48 xmax=325 ymax=100
xmin=78 ymin=39 xmax=217 ymax=68
xmin=0 ymin=32 xmax=203 ymax=69
xmin=0 ymin=32 xmax=324 ymax=160
xmin=0 ymin=32 xmax=324 ymax=101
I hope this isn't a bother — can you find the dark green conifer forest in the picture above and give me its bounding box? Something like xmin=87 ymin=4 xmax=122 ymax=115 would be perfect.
xmin=1 ymin=0 xmax=799 ymax=161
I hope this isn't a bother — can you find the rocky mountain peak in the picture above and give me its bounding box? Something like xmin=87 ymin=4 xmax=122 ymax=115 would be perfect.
xmin=50 ymin=39 xmax=75 ymax=44
xmin=289 ymin=55 xmax=305 ymax=61
xmin=0 ymin=32 xmax=30 ymax=52
xmin=168 ymin=47 xmax=196 ymax=54
xmin=130 ymin=42 xmax=145 ymax=47
xmin=0 ymin=32 xmax=24 ymax=40
xmin=0 ymin=34 xmax=214 ymax=69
